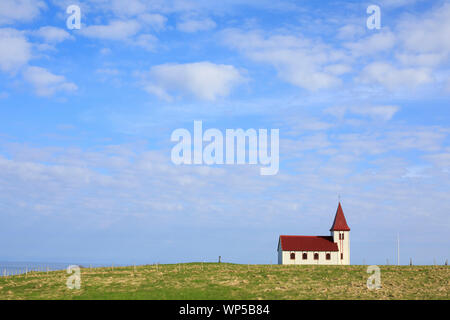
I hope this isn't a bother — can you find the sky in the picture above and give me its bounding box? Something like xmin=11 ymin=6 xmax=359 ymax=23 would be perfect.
xmin=0 ymin=0 xmax=449 ymax=266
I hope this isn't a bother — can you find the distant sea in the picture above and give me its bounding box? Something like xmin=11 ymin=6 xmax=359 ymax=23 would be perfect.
xmin=0 ymin=261 xmax=121 ymax=277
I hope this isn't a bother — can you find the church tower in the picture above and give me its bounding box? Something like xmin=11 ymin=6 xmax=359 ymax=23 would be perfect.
xmin=330 ymin=202 xmax=350 ymax=265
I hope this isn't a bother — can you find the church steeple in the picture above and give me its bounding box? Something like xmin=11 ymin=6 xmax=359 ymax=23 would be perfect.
xmin=330 ymin=202 xmax=351 ymax=265
xmin=330 ymin=202 xmax=350 ymax=231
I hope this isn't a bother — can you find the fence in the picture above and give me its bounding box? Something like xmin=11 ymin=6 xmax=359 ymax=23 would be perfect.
xmin=1 ymin=259 xmax=448 ymax=277
xmin=0 ymin=261 xmax=128 ymax=277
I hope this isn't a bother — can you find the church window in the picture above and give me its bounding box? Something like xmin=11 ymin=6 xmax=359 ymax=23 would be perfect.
xmin=314 ymin=253 xmax=319 ymax=260
xmin=290 ymin=253 xmax=295 ymax=260
xmin=302 ymin=253 xmax=307 ymax=260
xmin=326 ymin=253 xmax=331 ymax=260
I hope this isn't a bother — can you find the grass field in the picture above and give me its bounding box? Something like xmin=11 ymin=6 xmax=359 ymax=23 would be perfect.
xmin=0 ymin=263 xmax=448 ymax=300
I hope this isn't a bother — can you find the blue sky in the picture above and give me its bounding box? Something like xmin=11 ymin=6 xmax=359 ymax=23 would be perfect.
xmin=0 ymin=0 xmax=449 ymax=265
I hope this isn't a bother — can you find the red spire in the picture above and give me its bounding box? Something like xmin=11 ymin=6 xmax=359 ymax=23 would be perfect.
xmin=330 ymin=202 xmax=350 ymax=231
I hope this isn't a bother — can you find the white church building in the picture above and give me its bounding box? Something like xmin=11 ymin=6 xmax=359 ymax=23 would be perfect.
xmin=277 ymin=202 xmax=350 ymax=265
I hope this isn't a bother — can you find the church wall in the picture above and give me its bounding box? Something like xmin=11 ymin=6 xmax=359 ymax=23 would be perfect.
xmin=280 ymin=251 xmax=339 ymax=265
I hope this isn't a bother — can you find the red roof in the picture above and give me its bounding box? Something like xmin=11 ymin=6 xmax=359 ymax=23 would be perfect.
xmin=330 ymin=202 xmax=350 ymax=231
xmin=278 ymin=235 xmax=338 ymax=251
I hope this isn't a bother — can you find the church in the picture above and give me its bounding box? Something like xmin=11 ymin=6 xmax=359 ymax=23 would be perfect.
xmin=277 ymin=202 xmax=350 ymax=265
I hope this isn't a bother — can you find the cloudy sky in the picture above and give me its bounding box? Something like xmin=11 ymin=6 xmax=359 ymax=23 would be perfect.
xmin=0 ymin=0 xmax=449 ymax=265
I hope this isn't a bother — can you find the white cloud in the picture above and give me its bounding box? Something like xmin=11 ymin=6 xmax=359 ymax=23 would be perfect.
xmin=324 ymin=64 xmax=352 ymax=76
xmin=281 ymin=133 xmax=331 ymax=154
xmin=79 ymin=20 xmax=141 ymax=40
xmin=143 ymin=62 xmax=245 ymax=101
xmin=177 ymin=18 xmax=216 ymax=33
xmin=363 ymin=106 xmax=400 ymax=121
xmin=396 ymin=3 xmax=450 ymax=64
xmin=0 ymin=27 xmax=77 ymax=97
xmin=287 ymin=119 xmax=334 ymax=133
xmin=218 ymin=3 xmax=450 ymax=94
xmin=386 ymin=130 xmax=446 ymax=152
xmin=138 ymin=13 xmax=167 ymax=31
xmin=95 ymin=68 xmax=121 ymax=85
xmin=345 ymin=31 xmax=396 ymax=56
xmin=446 ymin=79 xmax=450 ymax=93
xmin=379 ymin=0 xmax=424 ymax=8
xmin=335 ymin=128 xmax=446 ymax=156
xmin=33 ymin=26 xmax=73 ymax=43
xmin=358 ymin=62 xmax=432 ymax=90
xmin=325 ymin=105 xmax=400 ymax=121
xmin=395 ymin=52 xmax=446 ymax=67
xmin=347 ymin=3 xmax=450 ymax=93
xmin=111 ymin=0 xmax=146 ymax=17
xmin=402 ymin=165 xmax=432 ymax=178
xmin=336 ymin=24 xmax=365 ymax=40
xmin=145 ymin=84 xmax=172 ymax=101
xmin=0 ymin=28 xmax=31 ymax=72
xmin=96 ymin=68 xmax=119 ymax=76
xmin=23 ymin=66 xmax=77 ymax=96
xmin=222 ymin=29 xmax=343 ymax=91
xmin=133 ymin=33 xmax=158 ymax=51
xmin=425 ymin=152 xmax=450 ymax=169
xmin=0 ymin=0 xmax=46 ymax=25
xmin=100 ymin=48 xmax=112 ymax=55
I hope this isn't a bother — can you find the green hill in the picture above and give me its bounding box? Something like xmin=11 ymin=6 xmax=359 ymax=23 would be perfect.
xmin=0 ymin=263 xmax=448 ymax=300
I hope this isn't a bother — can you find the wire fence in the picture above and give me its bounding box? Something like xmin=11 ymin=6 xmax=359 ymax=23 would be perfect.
xmin=1 ymin=258 xmax=447 ymax=277
xmin=0 ymin=261 xmax=129 ymax=277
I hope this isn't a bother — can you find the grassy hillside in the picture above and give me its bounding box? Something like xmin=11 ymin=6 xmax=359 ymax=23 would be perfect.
xmin=0 ymin=263 xmax=448 ymax=300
